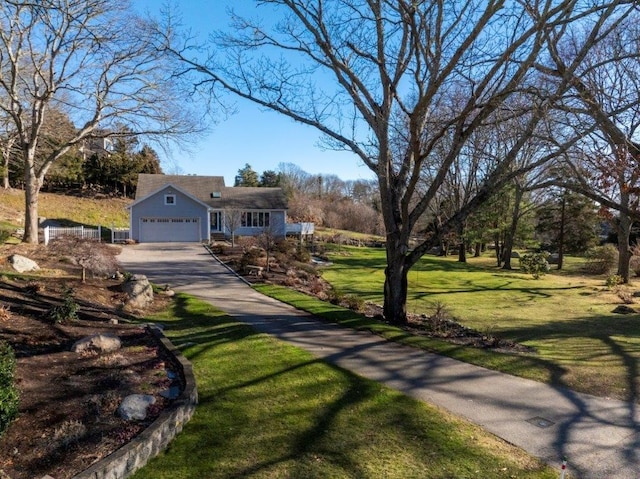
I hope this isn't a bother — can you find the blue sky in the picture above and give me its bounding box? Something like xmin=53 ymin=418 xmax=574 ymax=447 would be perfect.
xmin=136 ymin=0 xmax=374 ymax=185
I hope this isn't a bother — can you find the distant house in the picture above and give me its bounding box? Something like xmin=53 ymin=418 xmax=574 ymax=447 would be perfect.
xmin=78 ymin=137 xmax=115 ymax=160
xmin=127 ymin=174 xmax=288 ymax=243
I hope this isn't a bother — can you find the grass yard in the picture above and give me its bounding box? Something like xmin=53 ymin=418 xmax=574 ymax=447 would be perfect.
xmin=281 ymin=246 xmax=640 ymax=401
xmin=0 ymin=189 xmax=130 ymax=228
xmin=132 ymin=293 xmax=557 ymax=479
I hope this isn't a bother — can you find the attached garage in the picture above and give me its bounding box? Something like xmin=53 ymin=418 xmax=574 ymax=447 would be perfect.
xmin=128 ymin=183 xmax=212 ymax=243
xmin=139 ymin=217 xmax=201 ymax=243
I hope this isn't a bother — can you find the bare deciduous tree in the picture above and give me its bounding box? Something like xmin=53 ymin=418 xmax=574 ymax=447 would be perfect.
xmin=161 ymin=0 xmax=635 ymax=324
xmin=542 ymin=15 xmax=640 ymax=282
xmin=0 ymin=0 xmax=201 ymax=243
xmin=48 ymin=236 xmax=119 ymax=282
xmin=224 ymin=209 xmax=242 ymax=247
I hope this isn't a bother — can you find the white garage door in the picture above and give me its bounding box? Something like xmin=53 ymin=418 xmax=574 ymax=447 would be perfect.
xmin=139 ymin=217 xmax=200 ymax=242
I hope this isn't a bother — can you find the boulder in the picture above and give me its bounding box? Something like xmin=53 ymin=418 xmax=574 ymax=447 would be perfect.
xmin=122 ymin=274 xmax=154 ymax=309
xmin=8 ymin=254 xmax=40 ymax=273
xmin=510 ymin=251 xmax=520 ymax=258
xmin=72 ymin=333 xmax=122 ymax=353
xmin=547 ymin=253 xmax=559 ymax=265
xmin=118 ymin=394 xmax=156 ymax=421
xmin=612 ymin=305 xmax=636 ymax=315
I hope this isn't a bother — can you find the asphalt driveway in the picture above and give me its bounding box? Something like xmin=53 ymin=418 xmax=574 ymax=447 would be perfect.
xmin=117 ymin=242 xmax=640 ymax=479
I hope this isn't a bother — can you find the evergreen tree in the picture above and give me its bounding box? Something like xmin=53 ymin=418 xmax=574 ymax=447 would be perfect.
xmin=259 ymin=170 xmax=281 ymax=187
xmin=235 ymin=163 xmax=259 ymax=187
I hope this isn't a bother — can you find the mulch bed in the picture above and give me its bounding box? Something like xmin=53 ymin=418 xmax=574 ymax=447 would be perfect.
xmin=0 ymin=245 xmax=176 ymax=479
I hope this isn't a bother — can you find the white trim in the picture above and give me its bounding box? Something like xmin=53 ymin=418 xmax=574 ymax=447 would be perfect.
xmin=164 ymin=194 xmax=176 ymax=206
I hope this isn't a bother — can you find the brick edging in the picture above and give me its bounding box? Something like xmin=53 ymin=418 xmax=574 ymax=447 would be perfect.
xmin=71 ymin=325 xmax=198 ymax=479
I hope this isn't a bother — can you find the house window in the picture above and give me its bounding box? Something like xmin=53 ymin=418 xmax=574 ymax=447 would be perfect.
xmin=165 ymin=194 xmax=176 ymax=205
xmin=241 ymin=211 xmax=270 ymax=228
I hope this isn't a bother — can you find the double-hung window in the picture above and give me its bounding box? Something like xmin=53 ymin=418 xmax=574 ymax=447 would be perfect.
xmin=241 ymin=211 xmax=270 ymax=228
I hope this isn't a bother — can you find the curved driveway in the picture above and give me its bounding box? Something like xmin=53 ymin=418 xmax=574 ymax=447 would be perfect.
xmin=118 ymin=243 xmax=640 ymax=479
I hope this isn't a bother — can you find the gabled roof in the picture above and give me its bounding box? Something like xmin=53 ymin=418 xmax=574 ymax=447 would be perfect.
xmin=213 ymin=187 xmax=288 ymax=210
xmin=127 ymin=182 xmax=212 ymax=210
xmin=134 ymin=174 xmax=288 ymax=210
xmin=136 ymin=174 xmax=226 ymax=202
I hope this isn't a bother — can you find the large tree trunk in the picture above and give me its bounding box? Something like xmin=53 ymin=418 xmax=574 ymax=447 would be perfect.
xmin=23 ymin=178 xmax=40 ymax=244
xmin=557 ymin=193 xmax=566 ymax=270
xmin=502 ymin=186 xmax=523 ymax=270
xmin=495 ymin=232 xmax=503 ymax=267
xmin=458 ymin=239 xmax=467 ymax=263
xmin=458 ymin=223 xmax=467 ymax=263
xmin=2 ymin=155 xmax=9 ymax=189
xmin=383 ymin=255 xmax=408 ymax=326
xmin=22 ymin=149 xmax=42 ymax=244
xmin=617 ymin=190 xmax=632 ymax=283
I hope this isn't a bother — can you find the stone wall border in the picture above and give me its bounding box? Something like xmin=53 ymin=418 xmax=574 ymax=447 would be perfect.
xmin=72 ymin=325 xmax=198 ymax=479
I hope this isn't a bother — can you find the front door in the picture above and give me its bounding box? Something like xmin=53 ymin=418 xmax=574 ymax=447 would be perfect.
xmin=211 ymin=211 xmax=222 ymax=232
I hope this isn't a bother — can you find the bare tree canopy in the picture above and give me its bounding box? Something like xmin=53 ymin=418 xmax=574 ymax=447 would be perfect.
xmin=0 ymin=0 xmax=203 ymax=243
xmin=161 ymin=0 xmax=638 ymax=324
xmin=529 ymin=12 xmax=640 ymax=282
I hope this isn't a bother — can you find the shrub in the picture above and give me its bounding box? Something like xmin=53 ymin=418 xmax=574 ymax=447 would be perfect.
xmin=53 ymin=419 xmax=87 ymax=448
xmin=0 ymin=229 xmax=11 ymax=244
xmin=240 ymin=248 xmax=262 ymax=270
xmin=48 ymin=236 xmax=119 ymax=281
xmin=0 ymin=305 xmax=9 ymax=321
xmin=519 ymin=251 xmax=550 ymax=279
xmin=344 ymin=294 xmax=365 ymax=312
xmin=294 ymin=245 xmax=311 ymax=263
xmin=210 ymin=243 xmax=227 ymax=255
xmin=275 ymin=238 xmax=297 ymax=255
xmin=0 ymin=341 xmax=19 ymax=436
xmin=47 ymin=287 xmax=79 ymax=323
xmin=583 ymin=244 xmax=618 ymax=275
xmin=606 ymin=274 xmax=623 ymax=289
xmin=328 ymin=288 xmax=344 ymax=305
xmin=309 ymin=277 xmax=325 ymax=295
xmin=292 ymin=261 xmax=317 ymax=277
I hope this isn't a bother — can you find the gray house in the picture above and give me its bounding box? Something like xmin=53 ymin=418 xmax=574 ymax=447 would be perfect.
xmin=127 ymin=174 xmax=288 ymax=243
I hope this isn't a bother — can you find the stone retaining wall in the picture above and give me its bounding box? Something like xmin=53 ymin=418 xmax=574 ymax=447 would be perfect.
xmin=71 ymin=326 xmax=198 ymax=479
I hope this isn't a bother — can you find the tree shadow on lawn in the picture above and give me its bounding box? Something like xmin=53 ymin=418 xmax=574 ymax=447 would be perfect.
xmin=410 ymin=279 xmax=585 ymax=300
xmin=505 ymin=313 xmax=640 ymax=395
xmin=147 ymin=294 xmax=262 ymax=364
xmin=504 ymin=312 xmax=640 ymax=472
xmin=175 ymin=333 xmax=539 ymax=479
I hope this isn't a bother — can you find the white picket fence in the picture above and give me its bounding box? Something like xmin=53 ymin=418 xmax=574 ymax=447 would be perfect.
xmin=43 ymin=225 xmax=102 ymax=245
xmin=111 ymin=228 xmax=130 ymax=243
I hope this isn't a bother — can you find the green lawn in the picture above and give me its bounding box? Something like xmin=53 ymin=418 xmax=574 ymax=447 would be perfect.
xmin=0 ymin=189 xmax=130 ymax=228
xmin=132 ymin=293 xmax=556 ymax=479
xmin=293 ymin=246 xmax=640 ymax=401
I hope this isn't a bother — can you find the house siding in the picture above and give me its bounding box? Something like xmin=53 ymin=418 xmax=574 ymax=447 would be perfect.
xmin=130 ymin=186 xmax=210 ymax=242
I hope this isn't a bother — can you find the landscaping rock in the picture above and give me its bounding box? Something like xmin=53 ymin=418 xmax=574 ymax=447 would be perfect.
xmin=118 ymin=394 xmax=156 ymax=421
xmin=8 ymin=254 xmax=40 ymax=273
xmin=511 ymin=251 xmax=520 ymax=258
xmin=612 ymin=305 xmax=636 ymax=315
xmin=122 ymin=274 xmax=154 ymax=309
xmin=71 ymin=333 xmax=122 ymax=353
